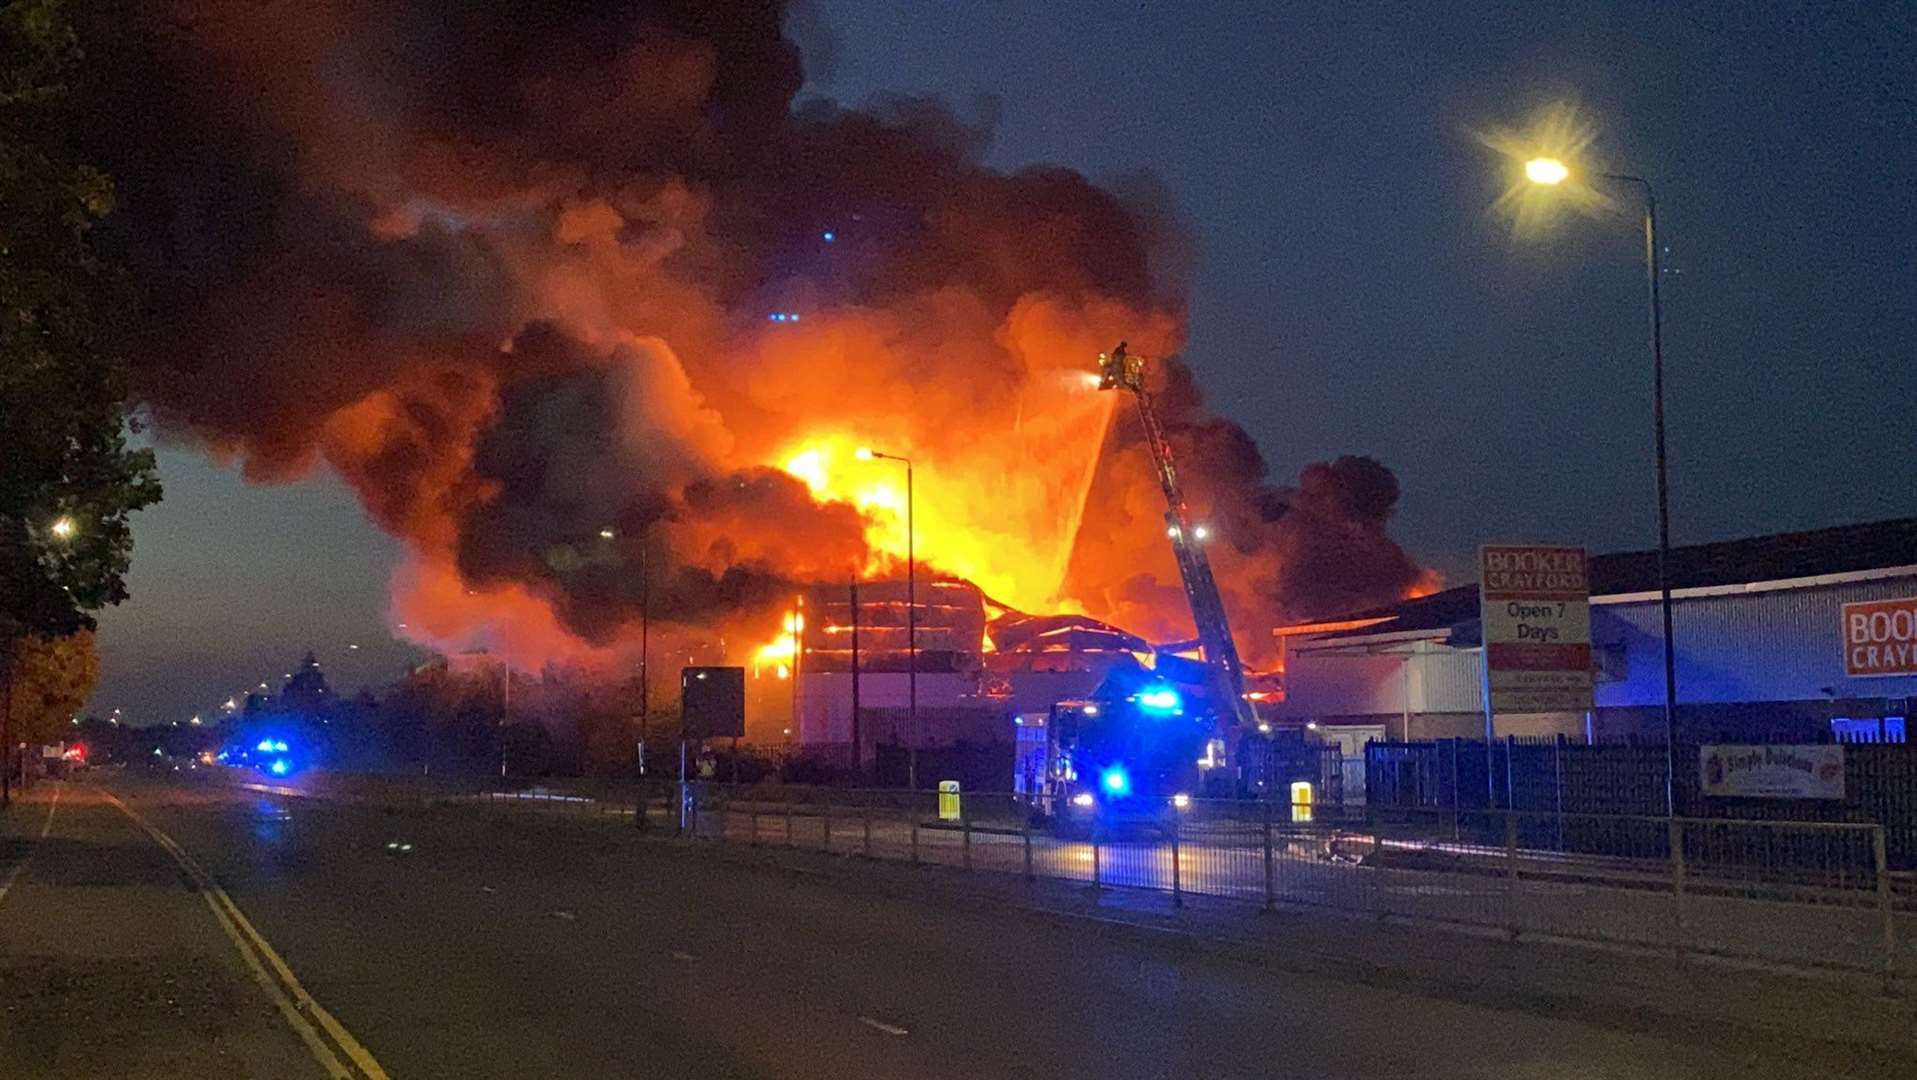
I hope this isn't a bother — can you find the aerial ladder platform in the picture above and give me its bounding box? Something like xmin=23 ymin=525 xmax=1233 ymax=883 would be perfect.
xmin=1097 ymin=342 xmax=1261 ymax=738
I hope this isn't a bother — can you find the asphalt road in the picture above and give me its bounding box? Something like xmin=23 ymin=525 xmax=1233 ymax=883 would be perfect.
xmin=0 ymin=775 xmax=1903 ymax=1078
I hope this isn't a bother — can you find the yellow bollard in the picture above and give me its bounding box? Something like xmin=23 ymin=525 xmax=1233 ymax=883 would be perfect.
xmin=1290 ymin=780 xmax=1313 ymax=823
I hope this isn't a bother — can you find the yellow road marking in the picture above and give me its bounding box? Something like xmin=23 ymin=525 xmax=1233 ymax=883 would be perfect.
xmin=98 ymin=786 xmax=392 ymax=1080
xmin=0 ymin=783 xmax=61 ymax=909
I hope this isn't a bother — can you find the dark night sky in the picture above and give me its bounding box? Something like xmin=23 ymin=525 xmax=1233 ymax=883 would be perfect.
xmin=91 ymin=1 xmax=1916 ymax=723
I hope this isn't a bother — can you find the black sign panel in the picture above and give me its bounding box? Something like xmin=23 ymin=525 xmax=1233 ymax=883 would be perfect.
xmin=681 ymin=666 xmax=746 ymax=739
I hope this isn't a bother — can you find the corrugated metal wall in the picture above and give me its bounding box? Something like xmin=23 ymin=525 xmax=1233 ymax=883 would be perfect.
xmin=1407 ymin=644 xmax=1483 ymax=712
xmin=1595 ymin=574 xmax=1917 ymax=707
xmin=1283 ymin=572 xmax=1917 ymax=729
xmin=1280 ymin=652 xmax=1404 ymax=717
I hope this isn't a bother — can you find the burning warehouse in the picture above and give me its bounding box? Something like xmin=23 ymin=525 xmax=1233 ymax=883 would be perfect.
xmin=85 ymin=1 xmax=1432 ymax=752
xmin=777 ymin=570 xmax=1304 ymax=799
xmin=785 ymin=579 xmax=1172 ymax=765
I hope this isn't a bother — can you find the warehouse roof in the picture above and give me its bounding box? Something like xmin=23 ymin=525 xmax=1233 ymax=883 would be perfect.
xmin=1278 ymin=516 xmax=1917 ymax=645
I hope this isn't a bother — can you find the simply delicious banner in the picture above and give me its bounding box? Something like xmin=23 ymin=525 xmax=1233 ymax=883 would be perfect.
xmin=1699 ymin=744 xmax=1845 ymax=799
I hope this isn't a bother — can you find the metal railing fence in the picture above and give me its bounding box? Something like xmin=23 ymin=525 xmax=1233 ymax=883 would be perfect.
xmin=674 ymin=783 xmax=1906 ymax=987
xmin=218 ymin=769 xmax=1909 ymax=987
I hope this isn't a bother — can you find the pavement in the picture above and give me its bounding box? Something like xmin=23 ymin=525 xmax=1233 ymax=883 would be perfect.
xmin=1 ymin=772 xmax=1911 ymax=1078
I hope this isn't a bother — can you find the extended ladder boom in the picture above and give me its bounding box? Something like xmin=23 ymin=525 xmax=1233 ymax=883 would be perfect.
xmin=1098 ymin=343 xmax=1260 ymax=733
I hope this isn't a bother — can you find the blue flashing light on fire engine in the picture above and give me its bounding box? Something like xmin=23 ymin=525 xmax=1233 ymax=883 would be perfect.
xmin=1100 ymin=765 xmax=1132 ymax=798
xmin=269 ymin=759 xmax=290 ymax=776
xmin=1135 ymin=686 xmax=1182 ymax=714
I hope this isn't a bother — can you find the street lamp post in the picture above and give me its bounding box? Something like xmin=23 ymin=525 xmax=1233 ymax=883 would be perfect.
xmin=858 ymin=448 xmax=916 ymax=790
xmin=639 ymin=535 xmax=649 ymax=779
xmin=1526 ymin=158 xmax=1680 ymax=814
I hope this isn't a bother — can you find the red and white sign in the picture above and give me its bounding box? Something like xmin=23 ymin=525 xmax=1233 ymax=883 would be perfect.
xmin=1480 ymin=545 xmax=1593 ymax=713
xmin=1844 ymin=597 xmax=1917 ymax=678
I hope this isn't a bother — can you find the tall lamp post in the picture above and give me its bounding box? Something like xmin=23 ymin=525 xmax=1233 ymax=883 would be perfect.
xmin=1525 ymin=156 xmax=1679 ymax=813
xmin=857 ymin=448 xmax=916 ymax=790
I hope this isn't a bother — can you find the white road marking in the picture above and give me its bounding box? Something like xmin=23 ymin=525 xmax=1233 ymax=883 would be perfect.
xmin=670 ymin=950 xmax=695 ymax=962
xmin=857 ymin=1016 xmax=910 ymax=1037
xmin=552 ymin=910 xmax=578 ymax=920
xmin=0 ymin=784 xmax=61 ymax=909
xmin=480 ymin=885 xmax=497 ymax=894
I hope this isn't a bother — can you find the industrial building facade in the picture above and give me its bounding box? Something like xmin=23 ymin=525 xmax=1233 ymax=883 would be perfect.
xmin=1274 ymin=518 xmax=1917 ymax=749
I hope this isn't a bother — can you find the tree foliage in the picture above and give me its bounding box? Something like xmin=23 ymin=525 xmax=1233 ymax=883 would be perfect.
xmin=4 ymin=627 xmax=95 ymax=745
xmin=0 ymin=0 xmax=160 ymax=642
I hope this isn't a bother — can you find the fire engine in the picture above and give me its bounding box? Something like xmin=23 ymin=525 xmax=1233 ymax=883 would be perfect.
xmin=1015 ymin=344 xmax=1285 ymax=830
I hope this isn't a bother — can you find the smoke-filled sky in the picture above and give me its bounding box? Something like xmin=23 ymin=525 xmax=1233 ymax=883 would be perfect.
xmin=89 ymin=1 xmax=1914 ymax=724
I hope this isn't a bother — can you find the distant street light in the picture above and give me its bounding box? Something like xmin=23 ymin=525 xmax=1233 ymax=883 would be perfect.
xmin=598 ymin=528 xmax=616 ymax=540
xmin=1520 ymin=144 xmax=1680 ymax=814
xmin=48 ymin=516 xmax=75 ymax=540
xmin=857 ymin=446 xmax=918 ymax=790
xmin=1524 ymin=157 xmax=1569 ymax=185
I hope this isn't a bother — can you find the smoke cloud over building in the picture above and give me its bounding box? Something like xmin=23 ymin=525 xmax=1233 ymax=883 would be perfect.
xmin=79 ymin=1 xmax=1428 ymax=672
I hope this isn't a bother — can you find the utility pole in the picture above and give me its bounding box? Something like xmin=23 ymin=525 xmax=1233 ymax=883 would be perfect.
xmin=1523 ymin=159 xmax=1682 ymax=815
xmin=855 ymin=448 xmax=917 ymax=789
xmin=850 ymin=578 xmax=861 ymax=774
xmin=1600 ymin=172 xmax=1680 ymax=816
xmin=790 ymin=594 xmax=802 ymax=739
xmin=1 ymin=652 xmax=12 ymax=808
xmin=639 ymin=537 xmax=649 ymax=776
xmin=906 ymin=463 xmax=917 ymax=791
xmin=498 ymin=665 xmax=510 ymax=779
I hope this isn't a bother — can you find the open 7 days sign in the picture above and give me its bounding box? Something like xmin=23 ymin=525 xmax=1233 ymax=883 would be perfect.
xmin=1479 ymin=545 xmax=1594 ymax=714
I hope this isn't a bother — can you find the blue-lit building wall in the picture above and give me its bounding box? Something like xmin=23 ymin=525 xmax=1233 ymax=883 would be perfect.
xmin=1591 ymin=571 xmax=1916 ymax=739
xmin=1282 ymin=569 xmax=1917 ymax=743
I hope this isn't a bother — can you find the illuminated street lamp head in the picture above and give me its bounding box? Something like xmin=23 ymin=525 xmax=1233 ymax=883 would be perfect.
xmin=854 ymin=447 xmax=874 ymax=461
xmin=1524 ymin=157 xmax=1569 ymax=185
xmin=49 ymin=516 xmax=75 ymax=540
xmin=1480 ymin=104 xmax=1608 ymax=237
xmin=598 ymin=528 xmax=615 ymax=540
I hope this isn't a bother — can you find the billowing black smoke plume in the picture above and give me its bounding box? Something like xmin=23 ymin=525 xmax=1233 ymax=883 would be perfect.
xmin=74 ymin=0 xmax=1426 ymax=666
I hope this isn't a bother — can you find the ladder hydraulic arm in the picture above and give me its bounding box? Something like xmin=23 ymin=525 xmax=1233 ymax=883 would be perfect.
xmin=1098 ymin=343 xmax=1260 ymax=734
